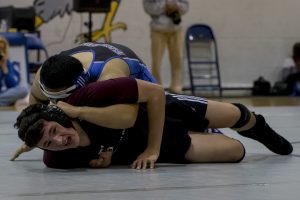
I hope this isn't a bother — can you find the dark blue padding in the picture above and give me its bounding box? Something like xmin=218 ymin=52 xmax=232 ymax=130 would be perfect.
xmin=186 ymin=24 xmax=215 ymax=41
xmin=0 ymin=32 xmax=26 ymax=46
xmin=25 ymin=33 xmax=46 ymax=50
xmin=24 ymin=33 xmax=48 ymax=74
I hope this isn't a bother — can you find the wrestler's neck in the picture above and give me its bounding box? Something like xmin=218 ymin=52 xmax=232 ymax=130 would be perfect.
xmin=72 ymin=52 xmax=93 ymax=71
xmin=72 ymin=120 xmax=91 ymax=147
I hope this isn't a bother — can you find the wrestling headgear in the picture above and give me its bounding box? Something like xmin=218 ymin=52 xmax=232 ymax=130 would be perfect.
xmin=15 ymin=104 xmax=73 ymax=147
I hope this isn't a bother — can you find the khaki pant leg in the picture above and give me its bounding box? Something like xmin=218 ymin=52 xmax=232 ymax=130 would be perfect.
xmin=167 ymin=29 xmax=183 ymax=92
xmin=151 ymin=30 xmax=167 ymax=84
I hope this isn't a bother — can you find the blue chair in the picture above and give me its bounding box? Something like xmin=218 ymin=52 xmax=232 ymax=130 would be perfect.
xmin=25 ymin=32 xmax=48 ymax=73
xmin=185 ymin=24 xmax=222 ymax=96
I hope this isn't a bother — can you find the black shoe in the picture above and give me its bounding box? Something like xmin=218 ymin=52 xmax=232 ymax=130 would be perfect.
xmin=238 ymin=114 xmax=293 ymax=155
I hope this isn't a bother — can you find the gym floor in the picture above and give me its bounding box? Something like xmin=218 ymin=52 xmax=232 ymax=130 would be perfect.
xmin=0 ymin=96 xmax=299 ymax=200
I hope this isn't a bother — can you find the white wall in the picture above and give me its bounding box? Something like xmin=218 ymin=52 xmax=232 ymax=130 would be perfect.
xmin=2 ymin=0 xmax=300 ymax=88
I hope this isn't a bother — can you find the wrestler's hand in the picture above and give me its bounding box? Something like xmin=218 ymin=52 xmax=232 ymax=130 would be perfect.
xmin=56 ymin=101 xmax=80 ymax=118
xmin=89 ymin=150 xmax=113 ymax=168
xmin=131 ymin=148 xmax=159 ymax=169
xmin=10 ymin=143 xmax=34 ymax=161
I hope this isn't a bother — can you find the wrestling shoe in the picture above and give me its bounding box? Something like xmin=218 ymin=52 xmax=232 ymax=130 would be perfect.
xmin=238 ymin=114 xmax=293 ymax=155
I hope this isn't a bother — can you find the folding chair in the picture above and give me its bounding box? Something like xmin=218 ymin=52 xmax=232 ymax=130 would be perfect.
xmin=25 ymin=33 xmax=48 ymax=72
xmin=25 ymin=33 xmax=48 ymax=83
xmin=185 ymin=24 xmax=222 ymax=96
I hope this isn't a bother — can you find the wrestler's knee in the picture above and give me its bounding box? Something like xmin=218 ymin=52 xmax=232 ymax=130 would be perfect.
xmin=230 ymin=139 xmax=246 ymax=163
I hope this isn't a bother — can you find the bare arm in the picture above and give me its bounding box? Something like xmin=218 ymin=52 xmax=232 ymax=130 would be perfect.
xmin=129 ymin=79 xmax=165 ymax=169
xmin=58 ymin=79 xmax=165 ymax=137
xmin=57 ymin=101 xmax=138 ymax=129
xmin=99 ymin=60 xmax=166 ymax=152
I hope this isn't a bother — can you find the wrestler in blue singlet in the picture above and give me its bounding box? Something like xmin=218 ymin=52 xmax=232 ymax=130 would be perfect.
xmin=60 ymin=42 xmax=157 ymax=83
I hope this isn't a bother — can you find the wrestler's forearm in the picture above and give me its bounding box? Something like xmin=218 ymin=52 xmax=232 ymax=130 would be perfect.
xmin=79 ymin=104 xmax=138 ymax=128
xmin=146 ymin=89 xmax=165 ymax=153
xmin=136 ymin=80 xmax=165 ymax=153
xmin=74 ymin=104 xmax=138 ymax=129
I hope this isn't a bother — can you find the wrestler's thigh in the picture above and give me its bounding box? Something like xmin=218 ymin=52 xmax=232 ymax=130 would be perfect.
xmin=205 ymin=100 xmax=240 ymax=128
xmin=185 ymin=132 xmax=245 ymax=163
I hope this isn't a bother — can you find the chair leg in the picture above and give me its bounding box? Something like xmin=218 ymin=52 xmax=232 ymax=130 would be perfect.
xmin=188 ymin=63 xmax=195 ymax=95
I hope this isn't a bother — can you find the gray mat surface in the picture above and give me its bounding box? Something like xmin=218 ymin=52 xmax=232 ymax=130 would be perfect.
xmin=0 ymin=106 xmax=299 ymax=200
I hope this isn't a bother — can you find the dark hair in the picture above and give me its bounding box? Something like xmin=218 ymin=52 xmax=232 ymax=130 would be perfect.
xmin=292 ymin=42 xmax=300 ymax=62
xmin=14 ymin=104 xmax=73 ymax=148
xmin=40 ymin=54 xmax=84 ymax=89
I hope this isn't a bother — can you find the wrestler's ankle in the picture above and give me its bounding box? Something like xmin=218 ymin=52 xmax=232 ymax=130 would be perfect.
xmin=238 ymin=114 xmax=293 ymax=155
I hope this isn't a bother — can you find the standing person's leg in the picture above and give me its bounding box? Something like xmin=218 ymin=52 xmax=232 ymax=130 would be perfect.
xmin=168 ymin=29 xmax=183 ymax=93
xmin=0 ymin=85 xmax=28 ymax=106
xmin=151 ymin=30 xmax=167 ymax=84
xmin=205 ymin=100 xmax=293 ymax=155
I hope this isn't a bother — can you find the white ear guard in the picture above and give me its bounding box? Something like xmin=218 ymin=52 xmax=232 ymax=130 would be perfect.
xmin=39 ymin=81 xmax=77 ymax=99
xmin=39 ymin=70 xmax=91 ymax=100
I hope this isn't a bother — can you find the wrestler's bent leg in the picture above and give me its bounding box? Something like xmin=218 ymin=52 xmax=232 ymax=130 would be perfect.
xmin=205 ymin=100 xmax=293 ymax=155
xmin=184 ymin=133 xmax=245 ymax=163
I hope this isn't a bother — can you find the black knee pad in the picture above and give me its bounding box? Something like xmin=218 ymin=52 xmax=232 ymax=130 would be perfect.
xmin=230 ymin=103 xmax=251 ymax=129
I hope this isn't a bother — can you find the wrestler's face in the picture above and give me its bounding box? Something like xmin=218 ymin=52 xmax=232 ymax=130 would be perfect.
xmin=37 ymin=121 xmax=80 ymax=151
